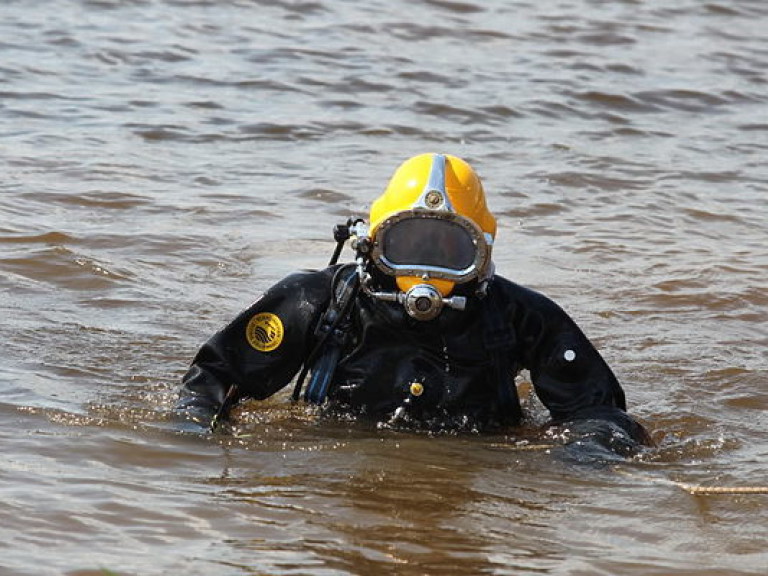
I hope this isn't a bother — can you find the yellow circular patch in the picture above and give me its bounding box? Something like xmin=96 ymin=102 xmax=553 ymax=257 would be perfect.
xmin=245 ymin=312 xmax=284 ymax=352
xmin=409 ymin=382 xmax=424 ymax=397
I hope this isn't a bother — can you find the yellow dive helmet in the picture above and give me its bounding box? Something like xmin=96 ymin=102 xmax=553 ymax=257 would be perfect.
xmin=369 ymin=153 xmax=496 ymax=300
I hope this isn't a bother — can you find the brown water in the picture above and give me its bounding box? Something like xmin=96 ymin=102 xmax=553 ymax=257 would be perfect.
xmin=1 ymin=1 xmax=767 ymax=574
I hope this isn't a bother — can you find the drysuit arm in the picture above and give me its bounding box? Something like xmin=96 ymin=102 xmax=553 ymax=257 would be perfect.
xmin=176 ymin=269 xmax=333 ymax=428
xmin=514 ymin=290 xmax=650 ymax=455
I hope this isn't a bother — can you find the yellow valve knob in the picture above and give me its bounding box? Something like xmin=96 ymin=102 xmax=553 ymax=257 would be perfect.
xmin=409 ymin=382 xmax=424 ymax=397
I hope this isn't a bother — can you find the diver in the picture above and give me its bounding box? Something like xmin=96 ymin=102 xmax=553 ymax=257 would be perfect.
xmin=176 ymin=153 xmax=651 ymax=455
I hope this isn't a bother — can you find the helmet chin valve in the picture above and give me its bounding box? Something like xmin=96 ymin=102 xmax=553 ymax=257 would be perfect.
xmin=402 ymin=283 xmax=465 ymax=321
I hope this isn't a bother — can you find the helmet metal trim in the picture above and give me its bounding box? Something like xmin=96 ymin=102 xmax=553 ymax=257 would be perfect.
xmin=413 ymin=153 xmax=455 ymax=213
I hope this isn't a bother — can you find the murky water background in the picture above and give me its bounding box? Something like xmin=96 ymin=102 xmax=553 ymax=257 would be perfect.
xmin=1 ymin=0 xmax=766 ymax=574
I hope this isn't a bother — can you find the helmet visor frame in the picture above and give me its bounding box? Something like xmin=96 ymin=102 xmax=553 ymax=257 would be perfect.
xmin=371 ymin=211 xmax=492 ymax=283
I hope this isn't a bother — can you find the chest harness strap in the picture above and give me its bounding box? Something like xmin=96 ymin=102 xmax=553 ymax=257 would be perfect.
xmin=482 ymin=287 xmax=523 ymax=425
xmin=292 ymin=263 xmax=359 ymax=405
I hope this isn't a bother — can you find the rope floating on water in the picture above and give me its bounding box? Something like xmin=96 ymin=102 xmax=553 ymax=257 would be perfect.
xmin=616 ymin=469 xmax=768 ymax=495
xmin=668 ymin=482 xmax=768 ymax=495
xmin=491 ymin=444 xmax=768 ymax=494
xmin=488 ymin=442 xmax=556 ymax=451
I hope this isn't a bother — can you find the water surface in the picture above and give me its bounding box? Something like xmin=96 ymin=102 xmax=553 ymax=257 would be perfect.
xmin=1 ymin=0 xmax=766 ymax=574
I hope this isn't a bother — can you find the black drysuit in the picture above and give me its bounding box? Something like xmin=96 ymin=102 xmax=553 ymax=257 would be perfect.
xmin=178 ymin=265 xmax=649 ymax=449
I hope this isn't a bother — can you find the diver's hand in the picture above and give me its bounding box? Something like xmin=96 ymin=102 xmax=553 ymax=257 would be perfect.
xmin=553 ymin=418 xmax=642 ymax=463
xmin=546 ymin=406 xmax=652 ymax=463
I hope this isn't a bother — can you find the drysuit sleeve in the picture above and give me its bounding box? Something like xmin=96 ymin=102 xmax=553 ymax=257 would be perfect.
xmin=176 ymin=268 xmax=333 ymax=427
xmin=510 ymin=284 xmax=651 ymax=455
